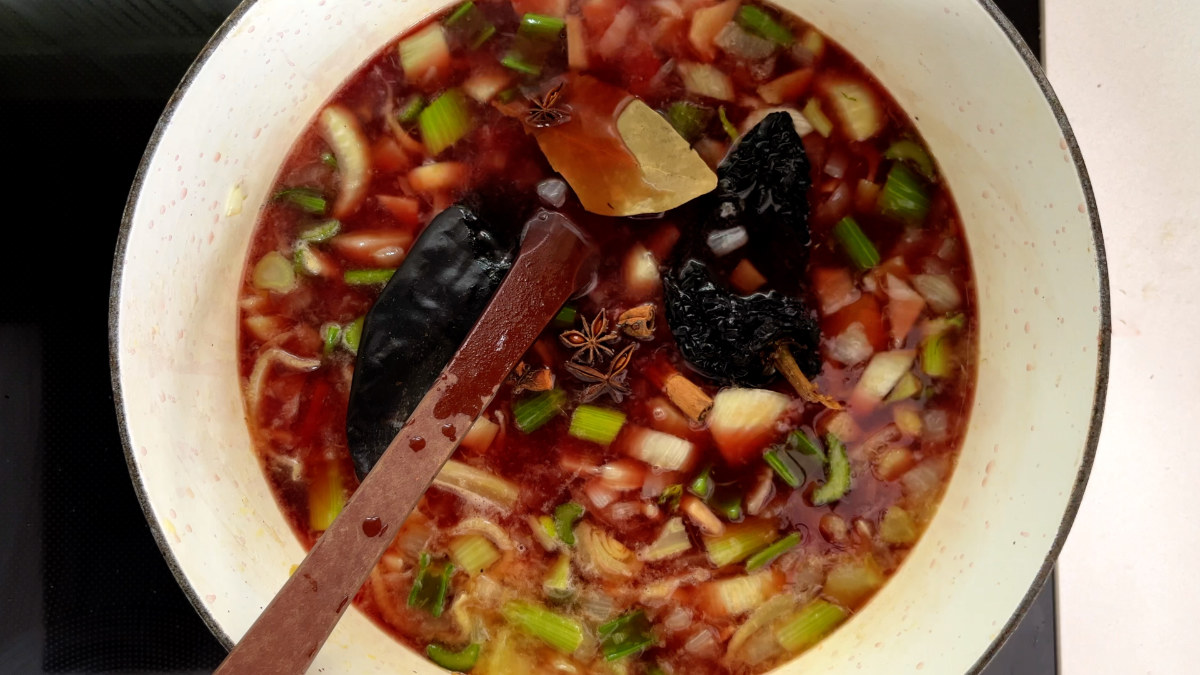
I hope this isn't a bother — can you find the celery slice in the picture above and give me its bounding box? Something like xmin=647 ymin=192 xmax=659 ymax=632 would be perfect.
xmin=666 ymin=101 xmax=712 ymax=143
xmin=520 ymin=13 xmax=566 ymax=39
xmin=598 ymin=610 xmax=656 ymax=660
xmin=295 ymin=243 xmax=326 ymax=277
xmin=426 ymin=642 xmax=480 ymax=671
xmin=321 ymin=323 xmax=341 ymax=356
xmin=274 ymin=187 xmax=327 ymax=214
xmin=396 ymin=94 xmax=427 ymax=125
xmin=297 ymin=218 xmax=341 ymax=242
xmin=745 ymin=532 xmax=801 ymax=572
xmin=502 ymin=600 xmax=585 ymax=653
xmin=811 ymin=434 xmax=851 ymax=505
xmin=801 ymin=98 xmax=833 ymax=137
xmin=341 ymin=315 xmax=364 ymax=354
xmin=879 ymin=162 xmax=931 ymax=223
xmin=407 ymin=552 xmax=455 ymax=617
xmin=922 ymin=331 xmax=954 ymax=378
xmin=788 ymin=428 xmax=826 ymax=462
xmin=500 ymin=53 xmax=541 ymax=75
xmin=688 ymin=465 xmax=713 ymax=500
xmin=307 ymin=464 xmax=345 ymax=531
xmin=776 ymin=599 xmax=847 ymax=653
xmin=253 ymin=251 xmax=297 ymax=292
xmin=568 ymin=405 xmax=626 ymax=445
xmin=736 ymin=5 xmax=794 ymax=47
xmin=513 ymin=388 xmax=566 ymax=432
xmin=713 ymin=486 xmax=743 ymax=521
xmin=703 ymin=520 xmax=777 ymax=567
xmin=543 ymin=552 xmax=574 ymax=600
xmin=763 ymin=447 xmax=804 ymax=488
xmin=553 ymin=305 xmax=578 ymax=328
xmin=718 ymin=105 xmax=739 ymax=141
xmin=833 ymin=216 xmax=880 ymax=270
xmin=883 ymin=139 xmax=937 ymax=181
xmin=448 ymin=533 xmax=500 ymax=576
xmin=343 ymin=268 xmax=396 ymax=285
xmin=554 ymin=502 xmax=585 ymax=546
xmin=418 ymin=89 xmax=474 ymax=156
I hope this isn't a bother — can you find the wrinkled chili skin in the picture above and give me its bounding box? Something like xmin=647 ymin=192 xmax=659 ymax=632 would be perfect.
xmin=663 ymin=259 xmax=821 ymax=385
xmin=346 ymin=205 xmax=516 ymax=480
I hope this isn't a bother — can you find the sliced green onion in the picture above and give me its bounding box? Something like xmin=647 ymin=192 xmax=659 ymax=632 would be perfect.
xmin=879 ymin=162 xmax=931 ymax=223
xmin=448 ymin=533 xmax=500 ymax=576
xmin=543 ymin=552 xmax=573 ymax=600
xmin=320 ymin=151 xmax=338 ymax=169
xmin=513 ymin=388 xmax=566 ymax=432
xmin=703 ymin=520 xmax=777 ymax=567
xmin=321 ymin=323 xmax=341 ymax=356
xmin=445 ymin=1 xmax=496 ymax=49
xmin=407 ymin=552 xmax=455 ymax=617
xmin=344 ymin=268 xmax=396 ymax=285
xmin=640 ymin=516 xmax=692 ymax=561
xmin=497 ymin=87 xmax=520 ymax=103
xmin=298 ymin=218 xmax=341 ymax=242
xmin=397 ymin=94 xmax=427 ymax=126
xmin=713 ymin=486 xmax=743 ymax=521
xmin=444 ymin=1 xmax=475 ymax=26
xmin=520 ymin=13 xmax=566 ymax=39
xmin=341 ymin=315 xmax=364 ymax=354
xmin=658 ymin=484 xmax=683 ymax=510
xmin=811 ymin=434 xmax=851 ymax=506
xmin=274 ymin=187 xmax=327 ymax=214
xmin=568 ymin=405 xmax=626 ymax=445
xmin=788 ymin=428 xmax=825 ymax=462
xmin=553 ymin=305 xmax=578 ymax=328
xmin=922 ymin=331 xmax=953 ymax=378
xmin=688 ymin=465 xmax=713 ymax=500
xmin=553 ymin=501 xmax=585 ymax=546
xmin=426 ymin=642 xmax=480 ymax=671
xmin=501 ymin=52 xmax=542 ymax=75
xmin=718 ymin=105 xmax=739 ymax=141
xmin=775 ymin=599 xmax=848 ymax=653
xmin=801 ymin=97 xmax=834 ymax=137
xmin=884 ymin=139 xmax=936 ymax=181
xmin=598 ymin=610 xmax=656 ymax=661
xmin=418 ymin=88 xmax=474 ymax=156
xmin=665 ymin=101 xmax=712 ymax=143
xmin=502 ymin=600 xmax=585 ymax=653
xmin=763 ymin=447 xmax=804 ymax=488
xmin=833 ymin=216 xmax=880 ymax=270
xmin=736 ymin=5 xmax=794 ymax=47
xmin=885 ymin=371 xmax=923 ymax=402
xmin=745 ymin=532 xmax=802 ymax=572
xmin=253 ymin=251 xmax=297 ymax=292
xmin=294 ymin=244 xmax=324 ymax=277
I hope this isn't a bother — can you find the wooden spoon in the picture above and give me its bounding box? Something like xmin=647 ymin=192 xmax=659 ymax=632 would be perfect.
xmin=215 ymin=211 xmax=595 ymax=674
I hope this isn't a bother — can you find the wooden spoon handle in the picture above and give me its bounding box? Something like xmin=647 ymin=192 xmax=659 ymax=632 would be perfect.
xmin=215 ymin=212 xmax=594 ymax=675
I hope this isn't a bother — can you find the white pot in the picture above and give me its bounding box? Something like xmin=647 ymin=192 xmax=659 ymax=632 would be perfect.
xmin=110 ymin=0 xmax=1109 ymax=672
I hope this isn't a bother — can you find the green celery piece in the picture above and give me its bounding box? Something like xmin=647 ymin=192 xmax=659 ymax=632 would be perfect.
xmin=298 ymin=218 xmax=341 ymax=242
xmin=445 ymin=1 xmax=496 ymax=49
xmin=501 ymin=52 xmax=541 ymax=76
xmin=553 ymin=502 xmax=585 ymax=546
xmin=788 ymin=428 xmax=826 ymax=462
xmin=519 ymin=13 xmax=566 ymax=39
xmin=568 ymin=405 xmax=626 ymax=445
xmin=922 ymin=331 xmax=953 ymax=377
xmin=665 ymin=101 xmax=712 ymax=142
xmin=833 ymin=216 xmax=880 ymax=270
xmin=745 ymin=531 xmax=802 ymax=572
xmin=543 ymin=552 xmax=573 ymax=600
xmin=501 ymin=600 xmax=585 ymax=653
xmin=736 ymin=5 xmax=794 ymax=47
xmin=688 ymin=465 xmax=713 ymax=500
xmin=811 ymin=434 xmax=851 ymax=505
xmin=513 ymin=388 xmax=566 ymax=432
xmin=406 ymin=552 xmax=432 ymax=609
xmin=776 ymin=599 xmax=848 ymax=653
xmin=426 ymin=642 xmax=480 ymax=671
xmin=878 ymin=162 xmax=931 ymax=223
xmin=341 ymin=315 xmax=364 ymax=354
xmin=713 ymin=485 xmax=743 ymax=521
xmin=321 ymin=323 xmax=341 ymax=356
xmin=274 ymin=187 xmax=327 ymax=214
xmin=407 ymin=552 xmax=455 ymax=617
xmin=763 ymin=447 xmax=804 ymax=488
xmin=718 ymin=105 xmax=739 ymax=141
xmin=553 ymin=305 xmax=578 ymax=328
xmin=419 ymin=89 xmax=474 ymax=156
xmin=344 ymin=268 xmax=396 ymax=285
xmin=658 ymin=484 xmax=683 ymax=510
xmin=598 ymin=610 xmax=656 ymax=661
xmin=397 ymin=94 xmax=427 ymax=125
xmin=320 ymin=151 xmax=338 ymax=169
xmin=294 ymin=244 xmax=324 ymax=278
xmin=883 ymin=138 xmax=936 ymax=181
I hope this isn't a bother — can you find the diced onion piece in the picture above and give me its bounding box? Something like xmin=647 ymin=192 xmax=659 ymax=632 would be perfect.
xmin=448 ymin=534 xmax=501 ymax=576
xmin=727 ymin=594 xmax=795 ymax=665
xmin=757 ymin=69 xmax=813 ymax=105
xmin=825 ymin=79 xmax=882 ymax=141
xmin=624 ymin=244 xmax=661 ymax=298
xmin=408 ymin=161 xmax=468 ymax=194
xmin=565 ymin=14 xmax=589 ymax=70
xmin=242 ymin=314 xmax=286 ymax=342
xmin=701 ymin=570 xmax=784 ymax=617
xmin=873 ymin=446 xmax=916 ymax=482
xmin=294 ymin=243 xmax=338 ymax=279
xmin=319 ymin=105 xmax=371 ymax=218
xmin=576 ymin=521 xmax=642 ymax=579
xmin=821 ymin=410 xmax=862 ymax=442
xmin=702 ymin=519 xmax=777 ymax=567
xmin=812 ymin=267 xmax=859 ymax=316
xmin=329 ymin=230 xmax=413 ymax=268
xmin=892 ymin=403 xmax=924 ymax=436
xmin=622 ymin=425 xmax=697 ymax=472
xmin=775 ymin=599 xmax=847 ymax=653
xmin=399 ymin=23 xmax=451 ymax=83
xmin=879 ymin=506 xmax=918 ymax=545
xmin=537 ymin=178 xmax=569 ymax=208
xmin=801 ymin=28 xmax=825 ymax=60
xmin=848 ymin=349 xmax=917 ymax=411
xmin=639 ymin=516 xmax=692 ymax=561
xmin=433 ymin=460 xmax=519 ymax=512
xmin=597 ymin=458 xmax=647 ymax=491
xmin=884 ymin=274 xmax=927 ymax=343
xmin=462 ymin=68 xmax=514 ymax=104
xmin=685 ymin=627 xmax=720 ymax=658
xmin=688 ymin=0 xmax=740 ymax=62
xmin=714 ymin=21 xmax=776 ymax=60
xmin=740 ymin=106 xmax=814 ymax=137
xmin=376 ymin=195 xmax=421 ymax=228
xmin=543 ymin=552 xmax=574 ymax=600
xmin=529 ymin=515 xmax=559 ymax=551
xmin=682 ymin=494 xmax=724 ymax=536
xmin=460 ymin=415 xmax=500 ymax=453
xmin=252 ymin=251 xmax=296 ymax=292
xmin=596 ymin=6 xmax=636 ymax=59
xmin=912 ymin=274 xmax=963 ymax=314
xmin=709 ymin=388 xmax=790 ymax=466
xmin=827 ymin=322 xmax=873 ymax=367
xmin=584 ymin=478 xmax=619 ymax=509
xmin=823 ymin=555 xmax=884 ymax=608
xmin=801 ymin=98 xmax=834 ymax=137
xmin=678 ymin=61 xmax=735 ymax=101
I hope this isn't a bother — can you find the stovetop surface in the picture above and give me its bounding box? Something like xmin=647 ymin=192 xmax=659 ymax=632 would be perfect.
xmin=0 ymin=1 xmax=1052 ymax=672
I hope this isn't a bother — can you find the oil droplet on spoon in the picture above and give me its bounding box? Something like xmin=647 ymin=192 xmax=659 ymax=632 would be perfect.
xmin=361 ymin=517 xmax=383 ymax=537
xmin=409 ymin=436 xmax=426 ymax=452
xmin=440 ymin=423 xmax=457 ymax=441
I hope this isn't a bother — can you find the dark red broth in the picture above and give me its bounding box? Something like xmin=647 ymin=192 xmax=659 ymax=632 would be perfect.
xmin=238 ymin=0 xmax=976 ymax=672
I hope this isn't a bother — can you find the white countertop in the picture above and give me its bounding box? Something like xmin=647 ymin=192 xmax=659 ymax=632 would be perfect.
xmin=1046 ymin=1 xmax=1200 ymax=672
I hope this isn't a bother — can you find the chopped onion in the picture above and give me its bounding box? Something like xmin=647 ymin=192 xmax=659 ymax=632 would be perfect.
xmin=432 ymin=460 xmax=519 ymax=512
xmin=596 ymin=6 xmax=636 ymax=59
xmin=537 ymin=178 xmax=569 ymax=208
xmin=745 ymin=466 xmax=776 ymax=516
xmin=715 ymin=21 xmax=776 ymax=60
xmin=245 ymin=348 xmax=321 ymax=421
xmin=823 ymin=147 xmax=849 ymax=178
xmin=598 ymin=458 xmax=648 ymax=491
xmin=585 ymin=478 xmax=619 ymax=509
xmin=706 ymin=226 xmax=749 ymax=256
xmin=912 ymin=274 xmax=963 ymax=313
xmin=827 ymin=322 xmax=873 ymax=366
xmin=576 ymin=522 xmax=641 ymax=579
xmin=811 ymin=179 xmax=852 ymax=226
xmin=607 ymin=501 xmax=641 ymax=521
xmin=451 ymin=516 xmax=515 ymax=551
xmin=663 ymin=606 xmax=693 ymax=632
xmin=685 ymin=626 xmax=720 ymax=657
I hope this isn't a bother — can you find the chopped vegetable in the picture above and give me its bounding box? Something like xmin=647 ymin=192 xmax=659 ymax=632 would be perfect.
xmin=320 ymin=323 xmax=341 ymax=356
xmin=688 ymin=0 xmax=740 ymax=61
xmin=320 ymin=151 xmax=337 ymax=169
xmin=543 ymin=552 xmax=574 ymax=600
xmin=665 ymin=101 xmax=712 ymax=142
xmin=565 ymin=14 xmax=589 ymax=70
xmin=252 ymin=251 xmax=297 ymax=292
xmin=713 ymin=487 xmax=744 ymax=521
xmin=703 ymin=519 xmax=777 ymax=567
xmin=622 ymin=426 xmax=697 ymax=472
xmin=444 ymin=1 xmax=496 ymax=48
xmin=319 ymin=104 xmax=371 ymax=218
xmin=883 ymin=139 xmax=936 ymax=181
xmin=521 ymin=12 xmax=566 ymax=39
xmin=274 ymin=187 xmax=327 ymax=214
xmin=912 ymin=274 xmax=963 ymax=314
xmin=569 ymin=405 xmax=627 ymax=445
xmin=682 ymin=494 xmax=725 ymax=536
xmin=714 ymin=22 xmax=776 ymax=60
xmin=718 ymin=105 xmax=739 ymax=141
xmin=462 ymin=68 xmax=514 ymax=103
xmin=553 ymin=305 xmax=578 ymax=328
xmin=688 ymin=465 xmax=714 ymax=500
xmin=502 ymin=600 xmax=585 ymax=653
xmin=833 ymin=216 xmax=880 ymax=270
xmin=879 ymin=162 xmax=931 ymax=223
xmin=576 ymin=521 xmax=642 ymax=578
xmin=823 ymin=555 xmax=884 ymax=608
xmin=879 ymin=506 xmax=918 ymax=545
xmin=775 ymin=599 xmax=847 ymax=653
xmin=825 ymin=79 xmax=882 ymax=141
xmin=433 ymin=459 xmax=520 ymax=511
xmin=448 ymin=533 xmax=501 ymax=576
xmin=407 ymin=552 xmax=454 ymax=617
xmin=729 ymin=258 xmax=767 ymax=293
xmin=849 ymin=349 xmax=918 ymax=410
xmin=701 ymin=570 xmax=783 ymax=616
xmin=513 ymin=388 xmax=566 ymax=432
xmin=396 ymin=94 xmax=427 ymax=125
xmin=639 ymin=517 xmax=692 ymax=561
xmin=341 ymin=316 xmax=363 ymax=354
xmin=418 ymin=89 xmax=474 ymax=156
xmin=763 ymin=446 xmax=804 ymax=488
xmin=885 ymin=373 xmax=922 ymax=403
xmin=554 ymin=502 xmax=585 ymax=546
xmin=658 ymin=484 xmax=683 ymax=510
xmin=922 ymin=330 xmax=954 ymax=378
xmin=307 ymin=464 xmax=345 ymax=531
xmin=811 ymin=434 xmax=851 ymax=505
xmin=736 ymin=5 xmax=793 ymax=46
xmin=295 ymin=242 xmax=333 ymax=279
xmin=426 ymin=642 xmax=481 ymax=672
xmin=758 ymin=69 xmax=814 ymax=105
xmin=297 ymin=219 xmax=341 ymax=242
xmin=678 ymin=62 xmax=735 ymax=101
xmin=789 ymin=428 xmax=826 ymax=462
xmin=745 ymin=531 xmax=801 ymax=572
xmin=599 ymin=611 xmax=656 ymax=660
xmin=708 ymin=387 xmax=791 ymax=466
xmin=398 ymin=23 xmax=451 ymax=82
xmin=460 ymin=415 xmax=500 ymax=453
xmin=884 ymin=274 xmax=927 ymax=342
xmin=343 ymin=268 xmax=396 ymax=285
xmin=801 ymin=97 xmax=833 ymax=137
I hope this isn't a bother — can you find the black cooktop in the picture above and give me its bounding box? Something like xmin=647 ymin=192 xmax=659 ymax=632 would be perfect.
xmin=0 ymin=1 xmax=1051 ymax=673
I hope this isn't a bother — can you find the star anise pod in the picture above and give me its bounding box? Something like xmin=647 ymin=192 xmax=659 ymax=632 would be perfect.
xmin=559 ymin=311 xmax=620 ymax=365
xmin=564 ymin=343 xmax=637 ymax=403
xmin=507 ymin=361 xmax=555 ymax=395
xmin=525 ymin=82 xmax=571 ymax=128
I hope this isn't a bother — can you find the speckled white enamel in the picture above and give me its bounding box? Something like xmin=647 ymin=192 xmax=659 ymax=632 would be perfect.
xmin=112 ymin=0 xmax=1106 ymax=673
